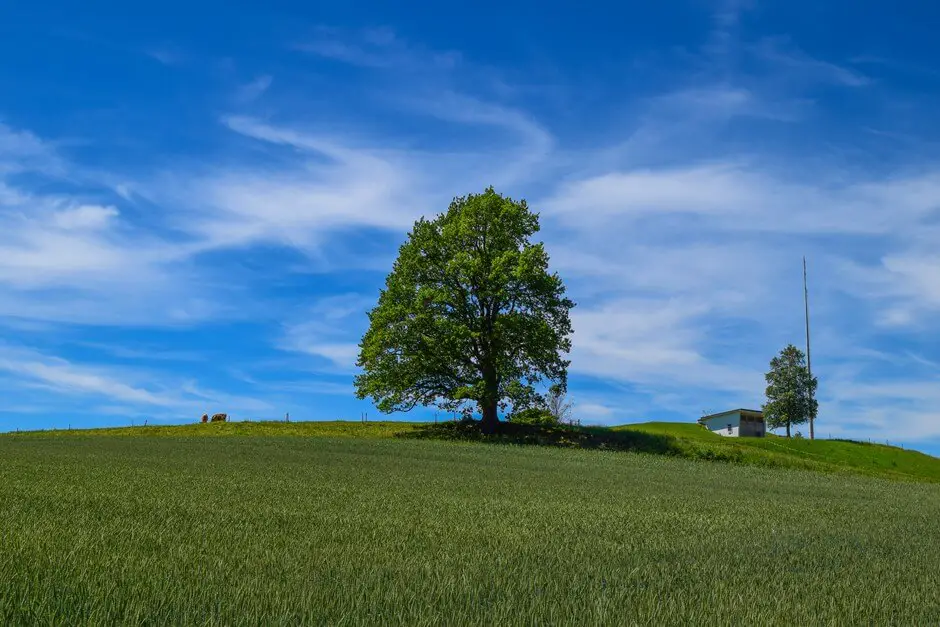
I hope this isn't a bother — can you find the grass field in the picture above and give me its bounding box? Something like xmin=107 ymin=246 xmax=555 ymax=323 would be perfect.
xmin=618 ymin=422 xmax=940 ymax=482
xmin=2 ymin=426 xmax=939 ymax=624
xmin=11 ymin=418 xmax=940 ymax=483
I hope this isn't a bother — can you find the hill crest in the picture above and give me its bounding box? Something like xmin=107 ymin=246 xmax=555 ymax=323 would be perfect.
xmin=5 ymin=419 xmax=938 ymax=483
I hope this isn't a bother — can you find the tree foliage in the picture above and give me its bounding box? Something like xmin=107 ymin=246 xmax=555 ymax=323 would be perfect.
xmin=355 ymin=188 xmax=574 ymax=433
xmin=762 ymin=344 xmax=817 ymax=438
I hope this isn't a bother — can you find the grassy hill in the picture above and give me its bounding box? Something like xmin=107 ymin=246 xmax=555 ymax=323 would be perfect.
xmin=6 ymin=419 xmax=412 ymax=439
xmin=617 ymin=421 xmax=940 ymax=482
xmin=11 ymin=418 xmax=938 ymax=483
xmin=1 ymin=429 xmax=938 ymax=624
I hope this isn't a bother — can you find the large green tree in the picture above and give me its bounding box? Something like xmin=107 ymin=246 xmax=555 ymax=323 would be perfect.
xmin=355 ymin=188 xmax=574 ymax=433
xmin=763 ymin=344 xmax=818 ymax=438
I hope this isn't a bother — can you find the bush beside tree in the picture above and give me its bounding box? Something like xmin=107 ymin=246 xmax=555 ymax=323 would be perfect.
xmin=508 ymin=407 xmax=558 ymax=426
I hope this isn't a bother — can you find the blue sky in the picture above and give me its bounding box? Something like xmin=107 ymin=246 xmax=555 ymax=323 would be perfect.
xmin=2 ymin=1 xmax=940 ymax=454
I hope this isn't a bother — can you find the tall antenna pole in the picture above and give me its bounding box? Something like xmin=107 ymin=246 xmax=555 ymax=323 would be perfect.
xmin=803 ymin=256 xmax=814 ymax=440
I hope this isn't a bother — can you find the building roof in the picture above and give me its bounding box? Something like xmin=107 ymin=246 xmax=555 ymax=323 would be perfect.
xmin=697 ymin=408 xmax=764 ymax=423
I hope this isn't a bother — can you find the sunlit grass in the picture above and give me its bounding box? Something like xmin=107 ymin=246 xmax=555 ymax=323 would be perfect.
xmin=618 ymin=421 xmax=940 ymax=482
xmin=9 ymin=418 xmax=940 ymax=482
xmin=1 ymin=433 xmax=938 ymax=624
xmin=5 ymin=419 xmax=417 ymax=439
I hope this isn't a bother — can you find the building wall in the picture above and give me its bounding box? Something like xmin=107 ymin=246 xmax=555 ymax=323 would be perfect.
xmin=701 ymin=412 xmax=766 ymax=437
xmin=739 ymin=417 xmax=766 ymax=437
xmin=702 ymin=414 xmax=740 ymax=437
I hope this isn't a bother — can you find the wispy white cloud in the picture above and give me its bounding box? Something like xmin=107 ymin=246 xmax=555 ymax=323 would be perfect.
xmin=0 ymin=344 xmax=275 ymax=420
xmin=75 ymin=342 xmax=208 ymax=362
xmin=256 ymin=379 xmax=353 ymax=397
xmin=0 ymin=120 xmax=257 ymax=325
xmin=703 ymin=0 xmax=869 ymax=89
xmin=0 ymin=62 xmax=548 ymax=323
xmin=414 ymin=92 xmax=552 ymax=153
xmin=176 ymin=116 xmax=422 ymax=250
xmin=648 ymin=85 xmax=810 ymax=124
xmin=236 ymin=75 xmax=273 ymax=102
xmin=295 ymin=26 xmax=461 ymax=71
xmin=751 ymin=37 xmax=871 ymax=88
xmin=0 ymin=181 xmax=213 ymax=324
xmin=279 ymin=293 xmax=373 ymax=371
xmin=575 ymin=402 xmax=616 ymax=422
xmin=290 ymin=341 xmax=360 ymax=369
xmin=837 ymin=252 xmax=940 ymax=327
xmin=144 ymin=46 xmax=185 ymax=66
xmin=153 ymin=106 xmax=550 ymax=258
xmin=405 ymin=92 xmax=554 ymax=185
xmin=819 ymin=371 xmax=940 ymax=442
xmin=569 ymin=298 xmax=763 ymax=398
xmin=0 ymin=198 xmax=146 ymax=287
xmin=0 ymin=122 xmax=64 ymax=176
xmin=0 ymin=345 xmax=176 ymax=407
xmin=543 ymin=162 xmax=940 ymax=238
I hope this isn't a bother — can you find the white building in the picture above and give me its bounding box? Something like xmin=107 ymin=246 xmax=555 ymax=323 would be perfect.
xmin=698 ymin=409 xmax=766 ymax=437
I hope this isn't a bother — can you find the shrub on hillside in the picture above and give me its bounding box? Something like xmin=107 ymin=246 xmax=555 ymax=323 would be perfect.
xmin=210 ymin=413 xmax=228 ymax=422
xmin=508 ymin=407 xmax=558 ymax=426
xmin=201 ymin=414 xmax=208 ymax=423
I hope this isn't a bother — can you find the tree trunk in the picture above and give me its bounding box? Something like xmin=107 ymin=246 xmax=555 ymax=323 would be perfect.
xmin=786 ymin=420 xmax=791 ymax=438
xmin=480 ymin=400 xmax=498 ymax=434
xmin=479 ymin=362 xmax=499 ymax=435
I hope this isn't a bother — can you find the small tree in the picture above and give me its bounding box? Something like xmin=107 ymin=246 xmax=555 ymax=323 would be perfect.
xmin=545 ymin=385 xmax=573 ymax=424
xmin=356 ymin=188 xmax=574 ymax=434
xmin=763 ymin=344 xmax=817 ymax=438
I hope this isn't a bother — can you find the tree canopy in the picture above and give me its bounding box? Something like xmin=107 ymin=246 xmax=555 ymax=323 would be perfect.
xmin=355 ymin=188 xmax=574 ymax=433
xmin=763 ymin=344 xmax=818 ymax=438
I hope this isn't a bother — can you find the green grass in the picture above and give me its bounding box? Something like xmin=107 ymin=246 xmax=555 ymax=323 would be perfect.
xmin=9 ymin=421 xmax=940 ymax=483
xmin=13 ymin=418 xmax=940 ymax=483
xmin=5 ymin=419 xmax=413 ymax=439
xmin=616 ymin=422 xmax=940 ymax=482
xmin=1 ymin=430 xmax=939 ymax=624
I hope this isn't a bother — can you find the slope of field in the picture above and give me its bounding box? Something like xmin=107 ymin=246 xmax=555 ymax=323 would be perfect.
xmin=1 ymin=433 xmax=939 ymax=624
xmin=6 ymin=419 xmax=411 ymax=439
xmin=7 ymin=419 xmax=940 ymax=483
xmin=616 ymin=422 xmax=940 ymax=482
